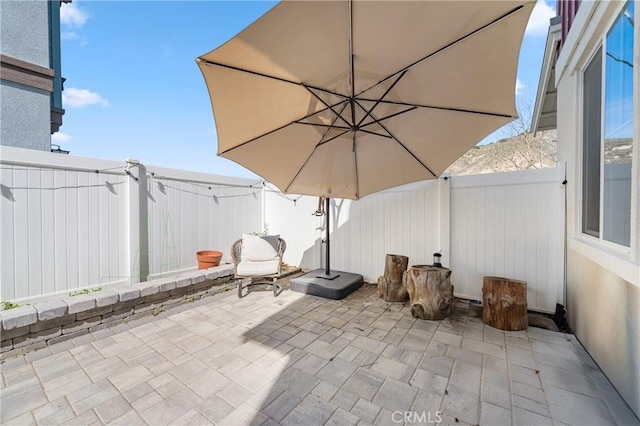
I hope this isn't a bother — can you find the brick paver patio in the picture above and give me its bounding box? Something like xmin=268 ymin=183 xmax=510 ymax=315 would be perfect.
xmin=1 ymin=275 xmax=638 ymax=425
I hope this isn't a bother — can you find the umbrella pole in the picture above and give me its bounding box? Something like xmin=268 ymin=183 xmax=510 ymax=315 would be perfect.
xmin=325 ymin=196 xmax=331 ymax=275
xmin=317 ymin=196 xmax=339 ymax=280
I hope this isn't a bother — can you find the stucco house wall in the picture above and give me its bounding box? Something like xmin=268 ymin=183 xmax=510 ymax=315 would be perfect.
xmin=554 ymin=1 xmax=639 ymax=417
xmin=0 ymin=0 xmax=63 ymax=151
xmin=0 ymin=82 xmax=52 ymax=151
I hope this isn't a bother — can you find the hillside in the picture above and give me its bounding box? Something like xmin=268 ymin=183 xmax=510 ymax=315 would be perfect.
xmin=446 ymin=130 xmax=558 ymax=176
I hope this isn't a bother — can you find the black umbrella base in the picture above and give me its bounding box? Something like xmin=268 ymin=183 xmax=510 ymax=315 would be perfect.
xmin=315 ymin=271 xmax=340 ymax=280
xmin=291 ymin=269 xmax=364 ymax=300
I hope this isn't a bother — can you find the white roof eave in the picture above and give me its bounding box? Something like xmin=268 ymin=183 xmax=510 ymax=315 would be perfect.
xmin=530 ymin=18 xmax=561 ymax=134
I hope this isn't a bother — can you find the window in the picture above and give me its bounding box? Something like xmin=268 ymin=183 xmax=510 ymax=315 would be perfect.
xmin=582 ymin=1 xmax=634 ymax=247
xmin=582 ymin=47 xmax=602 ymax=238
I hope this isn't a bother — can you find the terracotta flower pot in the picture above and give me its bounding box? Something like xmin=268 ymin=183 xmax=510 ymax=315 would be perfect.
xmin=196 ymin=250 xmax=223 ymax=269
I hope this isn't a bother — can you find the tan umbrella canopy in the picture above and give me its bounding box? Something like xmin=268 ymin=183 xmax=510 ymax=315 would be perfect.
xmin=197 ymin=0 xmax=535 ymax=201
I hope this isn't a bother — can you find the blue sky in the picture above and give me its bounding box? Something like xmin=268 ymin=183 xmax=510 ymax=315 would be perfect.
xmin=54 ymin=0 xmax=556 ymax=178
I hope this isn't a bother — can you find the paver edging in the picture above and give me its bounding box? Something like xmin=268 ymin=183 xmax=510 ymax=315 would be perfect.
xmin=0 ymin=265 xmax=235 ymax=359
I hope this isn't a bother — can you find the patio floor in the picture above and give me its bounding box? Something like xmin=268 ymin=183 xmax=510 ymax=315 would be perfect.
xmin=1 ymin=274 xmax=638 ymax=426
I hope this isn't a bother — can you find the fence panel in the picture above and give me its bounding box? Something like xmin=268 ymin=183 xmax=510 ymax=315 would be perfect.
xmin=265 ymin=180 xmax=442 ymax=283
xmin=1 ymin=147 xmax=129 ymax=301
xmin=264 ymin=189 xmax=323 ymax=271
xmin=145 ymin=167 xmax=262 ymax=279
xmin=0 ymin=147 xmax=263 ymax=302
xmin=450 ymin=165 xmax=565 ymax=312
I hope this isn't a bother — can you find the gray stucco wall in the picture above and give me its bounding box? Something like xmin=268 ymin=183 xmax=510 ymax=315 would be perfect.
xmin=1 ymin=81 xmax=51 ymax=151
xmin=566 ymin=251 xmax=640 ymax=417
xmin=0 ymin=0 xmax=52 ymax=151
xmin=0 ymin=0 xmax=49 ymax=67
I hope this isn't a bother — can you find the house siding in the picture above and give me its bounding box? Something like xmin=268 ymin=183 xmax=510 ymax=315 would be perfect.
xmin=557 ymin=0 xmax=581 ymax=45
xmin=555 ymin=1 xmax=640 ymax=417
xmin=0 ymin=82 xmax=51 ymax=151
xmin=566 ymin=250 xmax=639 ymax=417
xmin=0 ymin=1 xmax=49 ymax=67
xmin=0 ymin=0 xmax=63 ymax=150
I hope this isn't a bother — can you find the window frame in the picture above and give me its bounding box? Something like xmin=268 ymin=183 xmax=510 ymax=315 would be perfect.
xmin=578 ymin=1 xmax=635 ymax=256
xmin=581 ymin=45 xmax=603 ymax=240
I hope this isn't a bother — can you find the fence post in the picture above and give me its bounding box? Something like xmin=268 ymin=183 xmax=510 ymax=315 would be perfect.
xmin=125 ymin=159 xmax=149 ymax=283
xmin=438 ymin=174 xmax=451 ymax=268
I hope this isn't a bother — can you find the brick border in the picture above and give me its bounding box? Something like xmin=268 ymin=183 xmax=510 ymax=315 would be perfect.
xmin=0 ymin=265 xmax=235 ymax=360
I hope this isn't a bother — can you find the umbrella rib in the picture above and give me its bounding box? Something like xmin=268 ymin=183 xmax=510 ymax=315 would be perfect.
xmin=354 ymin=3 xmax=530 ymax=98
xmin=301 ymin=86 xmax=350 ymax=100
xmin=297 ymin=100 xmax=351 ymax=143
xmin=303 ymin=85 xmax=352 ymax=128
xmin=198 ymin=58 xmax=349 ymax=100
xmin=352 ymin=131 xmax=359 ymax=199
xmin=317 ymin=129 xmax=351 ymax=147
xmin=283 ymin=129 xmax=351 ymax=194
xmin=349 ymin=0 xmax=354 ymax=101
xmin=357 ymin=128 xmax=392 ymax=138
xmin=294 ymin=122 xmax=351 ymax=131
xmin=283 ymin=106 xmax=352 ymax=193
xmin=358 ymin=98 xmax=515 ymax=119
xmin=355 ymin=71 xmax=407 ymax=128
xmin=354 ymin=99 xmax=437 ymax=178
xmin=359 ymin=106 xmax=418 ymax=129
xmin=219 ymin=122 xmax=293 ymax=155
xmin=348 ymin=0 xmax=356 ymax=133
xmin=318 ymin=101 xmax=351 ymax=145
xmin=219 ymin=100 xmax=346 ymax=155
xmin=198 ymin=58 xmax=305 ymax=87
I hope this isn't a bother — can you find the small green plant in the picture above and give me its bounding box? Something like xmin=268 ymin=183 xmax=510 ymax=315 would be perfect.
xmin=152 ymin=306 xmax=165 ymax=316
xmin=221 ymin=285 xmax=232 ymax=293
xmin=282 ymin=262 xmax=297 ymax=270
xmin=250 ymin=223 xmax=269 ymax=237
xmin=185 ymin=297 xmax=195 ymax=303
xmin=69 ymin=286 xmax=102 ymax=297
xmin=1 ymin=300 xmax=19 ymax=310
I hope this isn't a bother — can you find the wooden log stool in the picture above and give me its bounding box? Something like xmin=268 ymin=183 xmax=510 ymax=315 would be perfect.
xmin=377 ymin=254 xmax=409 ymax=302
xmin=404 ymin=265 xmax=453 ymax=320
xmin=482 ymin=276 xmax=528 ymax=330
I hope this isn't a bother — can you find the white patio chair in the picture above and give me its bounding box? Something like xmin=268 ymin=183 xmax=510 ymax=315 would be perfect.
xmin=231 ymin=234 xmax=286 ymax=298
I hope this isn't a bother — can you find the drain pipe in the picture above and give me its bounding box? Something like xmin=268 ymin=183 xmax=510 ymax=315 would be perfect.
xmin=561 ymin=162 xmax=568 ymax=311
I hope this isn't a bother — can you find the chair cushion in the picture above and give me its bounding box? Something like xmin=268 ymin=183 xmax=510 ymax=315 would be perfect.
xmin=241 ymin=234 xmax=280 ymax=262
xmin=237 ymin=259 xmax=280 ymax=276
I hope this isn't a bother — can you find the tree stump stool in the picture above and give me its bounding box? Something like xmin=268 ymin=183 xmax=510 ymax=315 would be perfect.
xmin=482 ymin=276 xmax=528 ymax=330
xmin=378 ymin=254 xmax=409 ymax=302
xmin=404 ymin=265 xmax=453 ymax=320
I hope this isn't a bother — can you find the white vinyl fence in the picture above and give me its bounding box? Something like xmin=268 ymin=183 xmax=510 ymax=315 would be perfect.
xmin=450 ymin=166 xmax=566 ymax=312
xmin=145 ymin=166 xmax=262 ymax=280
xmin=265 ymin=179 xmax=448 ymax=283
xmin=1 ymin=145 xmax=565 ymax=312
xmin=266 ymin=165 xmax=565 ymax=313
xmin=0 ymin=146 xmax=262 ymax=302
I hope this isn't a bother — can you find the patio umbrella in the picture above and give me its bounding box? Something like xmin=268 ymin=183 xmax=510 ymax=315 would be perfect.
xmin=197 ymin=0 xmax=534 ymax=277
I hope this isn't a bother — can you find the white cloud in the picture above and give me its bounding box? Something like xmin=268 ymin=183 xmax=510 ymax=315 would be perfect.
xmin=525 ymin=0 xmax=556 ymax=36
xmin=51 ymin=132 xmax=72 ymax=144
xmin=61 ymin=31 xmax=89 ymax=46
xmin=515 ymin=79 xmax=526 ymax=95
xmin=61 ymin=31 xmax=79 ymax=41
xmin=60 ymin=3 xmax=88 ymax=27
xmin=62 ymin=87 xmax=110 ymax=108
